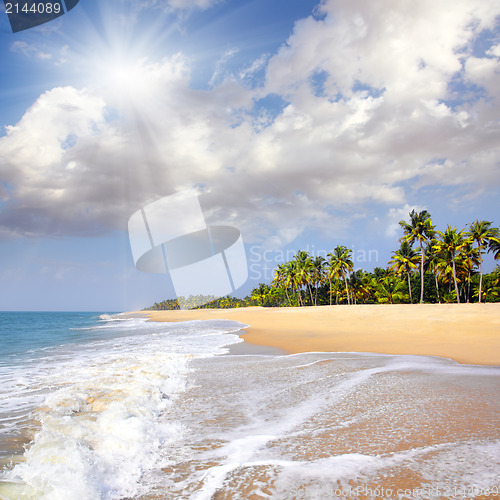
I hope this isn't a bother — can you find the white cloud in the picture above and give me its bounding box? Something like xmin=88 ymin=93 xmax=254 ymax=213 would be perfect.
xmin=385 ymin=204 xmax=427 ymax=238
xmin=209 ymin=47 xmax=239 ymax=86
xmin=464 ymin=54 xmax=500 ymax=102
xmin=239 ymin=54 xmax=270 ymax=80
xmin=0 ymin=0 xmax=499 ymax=245
xmin=11 ymin=41 xmax=73 ymax=67
xmin=11 ymin=41 xmax=52 ymax=60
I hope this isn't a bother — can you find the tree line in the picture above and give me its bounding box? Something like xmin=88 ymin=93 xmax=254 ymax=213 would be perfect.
xmin=146 ymin=294 xmax=247 ymax=310
xmin=146 ymin=212 xmax=500 ymax=310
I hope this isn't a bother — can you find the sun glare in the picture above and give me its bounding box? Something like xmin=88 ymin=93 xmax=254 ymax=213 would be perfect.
xmin=98 ymin=56 xmax=148 ymax=101
xmin=66 ymin=3 xmax=178 ymax=109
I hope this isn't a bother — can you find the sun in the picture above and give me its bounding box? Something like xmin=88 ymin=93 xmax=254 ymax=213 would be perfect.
xmin=94 ymin=53 xmax=151 ymax=103
xmin=65 ymin=3 xmax=179 ymax=108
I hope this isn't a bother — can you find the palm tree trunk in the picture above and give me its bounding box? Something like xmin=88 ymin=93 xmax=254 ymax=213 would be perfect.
xmin=307 ymin=283 xmax=314 ymax=306
xmin=407 ymin=273 xmax=413 ymax=304
xmin=344 ymin=277 xmax=350 ymax=305
xmin=329 ymin=276 xmax=332 ymax=306
xmin=284 ymin=287 xmax=292 ymax=307
xmin=420 ymin=242 xmax=424 ymax=304
xmin=435 ymin=274 xmax=441 ymax=303
xmin=452 ymin=256 xmax=460 ymax=304
xmin=479 ymin=256 xmax=484 ymax=303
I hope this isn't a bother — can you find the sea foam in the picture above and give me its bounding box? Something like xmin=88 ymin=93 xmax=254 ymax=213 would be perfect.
xmin=0 ymin=316 xmax=245 ymax=499
xmin=1 ymin=317 xmax=499 ymax=499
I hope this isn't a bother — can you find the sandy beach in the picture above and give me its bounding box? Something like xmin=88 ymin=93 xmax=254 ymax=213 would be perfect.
xmin=141 ymin=303 xmax=500 ymax=366
xmin=2 ymin=310 xmax=499 ymax=498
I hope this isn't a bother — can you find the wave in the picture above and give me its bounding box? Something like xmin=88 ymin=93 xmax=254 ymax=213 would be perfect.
xmin=0 ymin=319 xmax=245 ymax=499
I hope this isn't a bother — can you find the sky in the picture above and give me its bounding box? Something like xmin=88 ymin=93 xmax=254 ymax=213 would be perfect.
xmin=0 ymin=0 xmax=499 ymax=311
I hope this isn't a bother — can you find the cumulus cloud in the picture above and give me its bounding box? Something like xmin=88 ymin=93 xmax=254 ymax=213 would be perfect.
xmin=0 ymin=86 xmax=107 ymax=236
xmin=385 ymin=204 xmax=427 ymax=238
xmin=0 ymin=0 xmax=499 ymax=245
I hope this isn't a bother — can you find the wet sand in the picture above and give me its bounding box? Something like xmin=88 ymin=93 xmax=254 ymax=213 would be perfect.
xmin=138 ymin=352 xmax=500 ymax=499
xmin=139 ymin=303 xmax=500 ymax=366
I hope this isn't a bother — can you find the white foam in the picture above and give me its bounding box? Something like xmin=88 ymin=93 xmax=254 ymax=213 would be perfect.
xmin=4 ymin=353 xmax=188 ymax=499
xmin=3 ymin=330 xmax=499 ymax=499
xmin=0 ymin=319 xmax=246 ymax=499
xmin=154 ymin=351 xmax=500 ymax=498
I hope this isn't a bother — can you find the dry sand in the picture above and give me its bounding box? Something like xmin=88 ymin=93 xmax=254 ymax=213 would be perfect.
xmin=139 ymin=303 xmax=500 ymax=366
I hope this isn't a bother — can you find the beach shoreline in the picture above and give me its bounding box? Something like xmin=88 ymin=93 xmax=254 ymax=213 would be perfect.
xmin=2 ymin=309 xmax=499 ymax=498
xmin=132 ymin=303 xmax=500 ymax=366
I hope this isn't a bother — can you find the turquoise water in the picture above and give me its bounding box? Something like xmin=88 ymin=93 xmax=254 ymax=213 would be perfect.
xmin=0 ymin=312 xmax=247 ymax=499
xmin=0 ymin=312 xmax=118 ymax=361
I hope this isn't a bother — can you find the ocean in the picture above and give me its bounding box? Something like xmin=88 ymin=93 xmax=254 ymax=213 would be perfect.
xmin=0 ymin=312 xmax=499 ymax=499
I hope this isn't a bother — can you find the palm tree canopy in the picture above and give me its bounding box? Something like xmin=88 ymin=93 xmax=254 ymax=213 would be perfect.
xmin=484 ymin=225 xmax=500 ymax=260
xmin=467 ymin=220 xmax=498 ymax=252
xmin=389 ymin=241 xmax=419 ymax=275
xmin=327 ymin=245 xmax=353 ymax=279
xmin=434 ymin=226 xmax=470 ymax=255
xmin=399 ymin=209 xmax=435 ymax=246
xmin=490 ymin=238 xmax=500 ymax=260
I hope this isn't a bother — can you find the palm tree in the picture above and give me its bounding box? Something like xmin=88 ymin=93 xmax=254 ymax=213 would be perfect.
xmin=294 ymin=251 xmax=314 ymax=306
xmin=399 ymin=210 xmax=435 ymax=304
xmin=327 ymin=245 xmax=354 ymax=304
xmin=250 ymin=283 xmax=271 ymax=306
xmin=389 ymin=241 xmax=419 ymax=303
xmin=458 ymin=241 xmax=480 ymax=303
xmin=478 ymin=265 xmax=500 ymax=302
xmin=355 ymin=270 xmax=375 ymax=304
xmin=425 ymin=243 xmax=447 ymax=303
xmin=325 ymin=258 xmax=337 ymax=305
xmin=272 ymin=263 xmax=292 ymax=306
xmin=466 ymin=220 xmax=499 ymax=303
xmin=349 ymin=270 xmax=372 ymax=304
xmin=489 ymin=237 xmax=500 ymax=261
xmin=311 ymin=256 xmax=326 ymax=306
xmin=372 ymin=275 xmax=407 ymax=304
xmin=433 ymin=226 xmax=470 ymax=304
xmin=285 ymin=260 xmax=302 ymax=306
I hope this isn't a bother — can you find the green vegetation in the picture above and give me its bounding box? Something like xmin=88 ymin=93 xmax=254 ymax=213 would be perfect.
xmin=146 ymin=213 xmax=500 ymax=310
xmin=145 ymin=295 xmax=247 ymax=310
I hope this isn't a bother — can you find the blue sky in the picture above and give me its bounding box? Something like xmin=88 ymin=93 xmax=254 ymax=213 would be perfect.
xmin=0 ymin=0 xmax=499 ymax=311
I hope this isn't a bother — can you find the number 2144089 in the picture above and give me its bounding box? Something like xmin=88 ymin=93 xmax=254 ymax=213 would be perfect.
xmin=5 ymin=2 xmax=62 ymax=14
